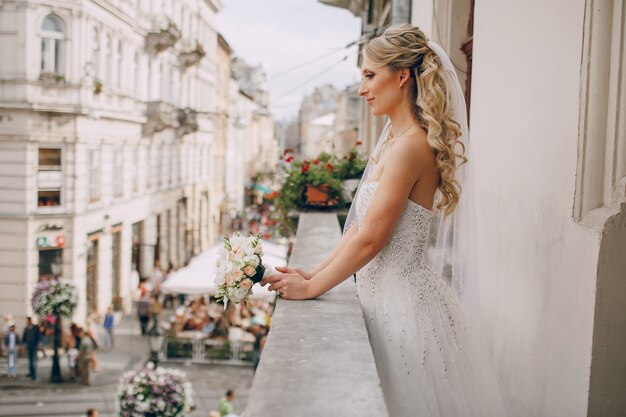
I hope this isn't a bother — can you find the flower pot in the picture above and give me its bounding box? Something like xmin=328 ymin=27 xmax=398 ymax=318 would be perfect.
xmin=305 ymin=184 xmax=337 ymax=207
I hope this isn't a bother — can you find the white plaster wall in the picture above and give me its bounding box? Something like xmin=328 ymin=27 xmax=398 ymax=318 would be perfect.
xmin=471 ymin=1 xmax=598 ymax=416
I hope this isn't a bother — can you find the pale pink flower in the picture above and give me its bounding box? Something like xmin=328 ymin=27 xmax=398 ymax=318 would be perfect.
xmin=240 ymin=279 xmax=253 ymax=290
xmin=225 ymin=274 xmax=235 ymax=286
xmin=233 ymin=269 xmax=244 ymax=281
xmin=244 ymin=265 xmax=256 ymax=277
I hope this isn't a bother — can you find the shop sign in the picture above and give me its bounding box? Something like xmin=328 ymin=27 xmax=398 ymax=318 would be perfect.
xmin=37 ymin=235 xmax=65 ymax=248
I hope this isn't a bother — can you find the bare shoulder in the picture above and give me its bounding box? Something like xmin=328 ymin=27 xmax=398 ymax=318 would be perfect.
xmin=385 ymin=130 xmax=436 ymax=172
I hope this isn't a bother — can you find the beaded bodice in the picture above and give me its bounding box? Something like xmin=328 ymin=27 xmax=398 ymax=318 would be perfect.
xmin=355 ymin=181 xmax=433 ymax=265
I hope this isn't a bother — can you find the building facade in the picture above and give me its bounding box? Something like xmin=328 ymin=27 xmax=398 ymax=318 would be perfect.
xmin=0 ymin=0 xmax=226 ymax=321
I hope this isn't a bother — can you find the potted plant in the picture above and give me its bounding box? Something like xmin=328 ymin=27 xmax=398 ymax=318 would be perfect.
xmin=93 ymin=79 xmax=103 ymax=95
xmin=275 ymin=150 xmax=345 ymax=236
xmin=333 ymin=141 xmax=368 ymax=202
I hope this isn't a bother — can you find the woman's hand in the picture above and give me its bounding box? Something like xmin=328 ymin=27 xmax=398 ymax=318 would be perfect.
xmin=275 ymin=266 xmax=313 ymax=280
xmin=261 ymin=270 xmax=312 ymax=300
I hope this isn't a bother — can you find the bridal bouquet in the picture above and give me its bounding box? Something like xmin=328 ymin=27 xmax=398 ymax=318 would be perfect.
xmin=214 ymin=234 xmax=275 ymax=308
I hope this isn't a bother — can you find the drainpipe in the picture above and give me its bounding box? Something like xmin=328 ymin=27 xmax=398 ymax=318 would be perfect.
xmin=391 ymin=0 xmax=412 ymax=24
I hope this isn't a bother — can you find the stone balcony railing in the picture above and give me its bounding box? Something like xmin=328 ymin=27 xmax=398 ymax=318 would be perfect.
xmin=146 ymin=15 xmax=181 ymax=53
xmin=178 ymin=40 xmax=206 ymax=68
xmin=177 ymin=107 xmax=199 ymax=135
xmin=144 ymin=101 xmax=178 ymax=135
xmin=244 ymin=213 xmax=389 ymax=416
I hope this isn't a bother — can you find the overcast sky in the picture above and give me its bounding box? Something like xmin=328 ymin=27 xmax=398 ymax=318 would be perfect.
xmin=216 ymin=0 xmax=363 ymax=121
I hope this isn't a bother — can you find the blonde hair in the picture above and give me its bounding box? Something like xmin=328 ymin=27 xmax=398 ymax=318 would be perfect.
xmin=364 ymin=24 xmax=467 ymax=216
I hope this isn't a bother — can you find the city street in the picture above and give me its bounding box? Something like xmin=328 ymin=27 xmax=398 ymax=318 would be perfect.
xmin=0 ymin=315 xmax=254 ymax=417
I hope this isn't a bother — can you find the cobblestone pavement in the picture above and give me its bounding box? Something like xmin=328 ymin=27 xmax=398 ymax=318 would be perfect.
xmin=0 ymin=314 xmax=255 ymax=416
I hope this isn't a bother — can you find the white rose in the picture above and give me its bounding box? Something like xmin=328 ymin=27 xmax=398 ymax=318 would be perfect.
xmin=244 ymin=255 xmax=260 ymax=267
xmin=214 ymin=274 xmax=226 ymax=286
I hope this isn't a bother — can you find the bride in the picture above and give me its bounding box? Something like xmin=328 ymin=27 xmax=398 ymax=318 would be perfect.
xmin=262 ymin=24 xmax=508 ymax=416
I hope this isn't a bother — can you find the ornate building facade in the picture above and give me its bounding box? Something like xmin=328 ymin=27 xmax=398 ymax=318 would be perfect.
xmin=0 ymin=0 xmax=229 ymax=321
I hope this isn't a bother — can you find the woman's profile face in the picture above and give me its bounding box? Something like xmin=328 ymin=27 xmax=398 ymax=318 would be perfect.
xmin=358 ymin=54 xmax=402 ymax=117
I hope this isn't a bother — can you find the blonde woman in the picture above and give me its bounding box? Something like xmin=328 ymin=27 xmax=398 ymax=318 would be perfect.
xmin=262 ymin=24 xmax=507 ymax=416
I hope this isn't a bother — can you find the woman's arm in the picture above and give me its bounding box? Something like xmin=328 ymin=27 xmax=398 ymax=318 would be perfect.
xmin=264 ymin=138 xmax=429 ymax=299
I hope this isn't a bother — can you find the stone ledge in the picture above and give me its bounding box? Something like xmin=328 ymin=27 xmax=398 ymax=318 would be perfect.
xmin=245 ymin=212 xmax=388 ymax=416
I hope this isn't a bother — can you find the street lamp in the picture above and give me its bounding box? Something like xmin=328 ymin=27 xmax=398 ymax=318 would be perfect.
xmin=147 ymin=318 xmax=164 ymax=368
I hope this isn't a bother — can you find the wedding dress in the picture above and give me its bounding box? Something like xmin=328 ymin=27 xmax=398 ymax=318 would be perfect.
xmin=355 ymin=181 xmax=507 ymax=417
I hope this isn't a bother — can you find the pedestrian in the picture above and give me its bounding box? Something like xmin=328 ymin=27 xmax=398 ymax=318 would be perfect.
xmin=22 ymin=316 xmax=40 ymax=380
xmin=77 ymin=327 xmax=95 ymax=385
xmin=86 ymin=408 xmax=98 ymax=417
xmin=219 ymin=389 xmax=236 ymax=416
xmin=149 ymin=293 xmax=163 ymax=321
xmin=137 ymin=292 xmax=151 ymax=336
xmin=70 ymin=322 xmax=81 ymax=349
xmin=102 ymin=306 xmax=115 ymax=351
xmin=3 ymin=323 xmax=19 ymax=378
xmin=64 ymin=331 xmax=79 ymax=381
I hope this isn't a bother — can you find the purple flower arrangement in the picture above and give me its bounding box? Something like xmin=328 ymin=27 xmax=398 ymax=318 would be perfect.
xmin=31 ymin=278 xmax=78 ymax=318
xmin=117 ymin=364 xmax=195 ymax=417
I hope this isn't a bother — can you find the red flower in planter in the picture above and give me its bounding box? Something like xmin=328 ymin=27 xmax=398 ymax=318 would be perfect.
xmin=355 ymin=140 xmax=363 ymax=146
xmin=283 ymin=147 xmax=294 ymax=155
xmin=326 ymin=163 xmax=334 ymax=171
xmin=313 ymin=159 xmax=319 ymax=165
xmin=285 ymin=156 xmax=294 ymax=163
xmin=302 ymin=163 xmax=310 ymax=173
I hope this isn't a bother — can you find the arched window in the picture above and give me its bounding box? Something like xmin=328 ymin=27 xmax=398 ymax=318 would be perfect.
xmin=40 ymin=14 xmax=65 ymax=74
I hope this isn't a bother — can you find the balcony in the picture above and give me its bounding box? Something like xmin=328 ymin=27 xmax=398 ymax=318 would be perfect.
xmin=178 ymin=40 xmax=206 ymax=68
xmin=244 ymin=213 xmax=389 ymax=416
xmin=144 ymin=101 xmax=177 ymax=135
xmin=318 ymin=0 xmax=366 ymax=16
xmin=146 ymin=15 xmax=181 ymax=53
xmin=177 ymin=107 xmax=199 ymax=135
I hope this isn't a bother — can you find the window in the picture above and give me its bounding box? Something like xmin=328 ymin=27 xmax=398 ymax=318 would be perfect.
xmin=89 ymin=149 xmax=101 ymax=202
xmin=91 ymin=27 xmax=100 ymax=79
xmin=38 ymin=189 xmax=61 ymax=207
xmin=170 ymin=144 xmax=177 ymax=186
xmin=116 ymin=40 xmax=123 ymax=90
xmin=38 ymin=148 xmax=61 ymax=171
xmin=132 ymin=146 xmax=139 ymax=192
xmin=105 ymin=34 xmax=112 ymax=84
xmin=146 ymin=145 xmax=152 ymax=190
xmin=133 ymin=51 xmax=140 ymax=96
xmin=38 ymin=249 xmax=63 ymax=279
xmin=113 ymin=148 xmax=124 ymax=197
xmin=575 ymin=0 xmax=626 ymax=220
xmin=40 ymin=14 xmax=65 ymax=75
xmin=156 ymin=145 xmax=163 ymax=189
xmin=147 ymin=58 xmax=152 ymax=100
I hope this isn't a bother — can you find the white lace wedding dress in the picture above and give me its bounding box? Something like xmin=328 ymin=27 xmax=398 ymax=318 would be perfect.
xmin=355 ymin=181 xmax=507 ymax=417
